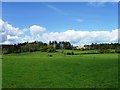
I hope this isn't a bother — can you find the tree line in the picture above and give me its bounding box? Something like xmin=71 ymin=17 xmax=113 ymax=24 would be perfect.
xmin=83 ymin=43 xmax=120 ymax=53
xmin=2 ymin=41 xmax=73 ymax=54
xmin=1 ymin=41 xmax=120 ymax=54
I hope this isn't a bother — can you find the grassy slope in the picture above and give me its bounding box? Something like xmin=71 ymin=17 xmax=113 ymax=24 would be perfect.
xmin=0 ymin=55 xmax=2 ymax=89
xmin=2 ymin=51 xmax=118 ymax=88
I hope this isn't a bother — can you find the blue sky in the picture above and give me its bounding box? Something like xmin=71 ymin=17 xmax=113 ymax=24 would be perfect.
xmin=3 ymin=2 xmax=118 ymax=31
xmin=1 ymin=2 xmax=118 ymax=45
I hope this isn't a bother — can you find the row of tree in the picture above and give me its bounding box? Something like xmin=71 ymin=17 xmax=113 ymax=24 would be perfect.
xmin=1 ymin=41 xmax=73 ymax=54
xmin=84 ymin=43 xmax=120 ymax=50
xmin=1 ymin=41 xmax=120 ymax=54
xmin=83 ymin=43 xmax=120 ymax=53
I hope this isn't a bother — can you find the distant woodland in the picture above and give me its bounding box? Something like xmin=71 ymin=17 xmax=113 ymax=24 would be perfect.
xmin=1 ymin=41 xmax=120 ymax=54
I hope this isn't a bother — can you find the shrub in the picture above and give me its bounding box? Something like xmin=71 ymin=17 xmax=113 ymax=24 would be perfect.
xmin=40 ymin=46 xmax=48 ymax=52
xmin=115 ymin=48 xmax=120 ymax=53
xmin=47 ymin=45 xmax=56 ymax=52
xmin=48 ymin=54 xmax=53 ymax=57
xmin=98 ymin=49 xmax=110 ymax=54
xmin=66 ymin=52 xmax=71 ymax=55
xmin=66 ymin=52 xmax=74 ymax=55
xmin=71 ymin=51 xmax=74 ymax=55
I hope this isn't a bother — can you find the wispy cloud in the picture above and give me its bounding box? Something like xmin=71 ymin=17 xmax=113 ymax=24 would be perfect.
xmin=87 ymin=1 xmax=117 ymax=7
xmin=75 ymin=19 xmax=83 ymax=22
xmin=87 ymin=2 xmax=106 ymax=7
xmin=46 ymin=4 xmax=67 ymax=16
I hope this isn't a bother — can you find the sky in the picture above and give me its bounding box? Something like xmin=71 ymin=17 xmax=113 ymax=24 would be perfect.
xmin=0 ymin=2 xmax=119 ymax=46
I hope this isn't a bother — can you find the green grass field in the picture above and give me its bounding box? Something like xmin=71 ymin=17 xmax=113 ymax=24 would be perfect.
xmin=2 ymin=51 xmax=118 ymax=88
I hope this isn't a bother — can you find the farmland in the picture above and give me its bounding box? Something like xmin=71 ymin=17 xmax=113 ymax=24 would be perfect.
xmin=2 ymin=50 xmax=118 ymax=88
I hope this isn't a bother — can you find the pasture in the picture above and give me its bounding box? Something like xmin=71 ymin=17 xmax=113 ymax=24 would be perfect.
xmin=2 ymin=51 xmax=118 ymax=88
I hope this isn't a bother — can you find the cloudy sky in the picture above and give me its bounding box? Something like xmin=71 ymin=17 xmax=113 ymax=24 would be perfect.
xmin=0 ymin=2 xmax=118 ymax=46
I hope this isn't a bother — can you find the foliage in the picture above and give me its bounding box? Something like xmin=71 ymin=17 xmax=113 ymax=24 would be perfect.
xmin=2 ymin=41 xmax=120 ymax=54
xmin=66 ymin=51 xmax=74 ymax=55
xmin=115 ymin=46 xmax=120 ymax=53
xmin=2 ymin=41 xmax=73 ymax=54
xmin=48 ymin=54 xmax=53 ymax=57
xmin=47 ymin=45 xmax=56 ymax=52
xmin=84 ymin=43 xmax=120 ymax=50
xmin=98 ymin=48 xmax=110 ymax=54
xmin=40 ymin=46 xmax=48 ymax=52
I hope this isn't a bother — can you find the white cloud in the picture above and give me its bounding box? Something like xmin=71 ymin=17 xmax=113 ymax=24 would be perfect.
xmin=0 ymin=19 xmax=4 ymax=31
xmin=5 ymin=24 xmax=19 ymax=36
xmin=28 ymin=29 xmax=118 ymax=46
xmin=22 ymin=35 xmax=35 ymax=43
xmin=0 ymin=33 xmax=7 ymax=42
xmin=0 ymin=19 xmax=118 ymax=46
xmin=0 ymin=19 xmax=24 ymax=44
xmin=7 ymin=35 xmax=19 ymax=41
xmin=30 ymin=25 xmax=46 ymax=37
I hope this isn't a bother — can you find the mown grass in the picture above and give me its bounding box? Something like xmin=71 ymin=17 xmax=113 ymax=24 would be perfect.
xmin=2 ymin=51 xmax=118 ymax=88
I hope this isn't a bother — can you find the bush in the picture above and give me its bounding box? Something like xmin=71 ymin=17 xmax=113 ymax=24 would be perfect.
xmin=30 ymin=49 xmax=34 ymax=52
xmin=66 ymin=52 xmax=74 ymax=55
xmin=66 ymin=52 xmax=71 ymax=55
xmin=47 ymin=45 xmax=56 ymax=52
xmin=47 ymin=48 xmax=56 ymax=52
xmin=115 ymin=48 xmax=120 ymax=53
xmin=82 ymin=52 xmax=99 ymax=54
xmin=40 ymin=46 xmax=48 ymax=52
xmin=48 ymin=54 xmax=53 ymax=57
xmin=98 ymin=49 xmax=110 ymax=54
xmin=71 ymin=51 xmax=74 ymax=55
